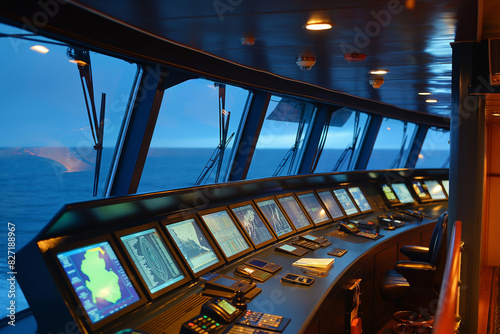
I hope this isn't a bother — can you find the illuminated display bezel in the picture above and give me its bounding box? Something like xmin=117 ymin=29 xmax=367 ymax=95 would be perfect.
xmin=441 ymin=180 xmax=449 ymax=196
xmin=229 ymin=201 xmax=277 ymax=248
xmin=274 ymin=194 xmax=314 ymax=232
xmin=347 ymin=186 xmax=374 ymax=214
xmin=198 ymin=207 xmax=253 ymax=262
xmin=163 ymin=214 xmax=225 ymax=278
xmin=332 ymin=188 xmax=360 ymax=217
xmin=315 ymin=189 xmax=347 ymax=220
xmin=295 ymin=191 xmax=332 ymax=226
xmin=254 ymin=196 xmax=299 ymax=237
xmin=423 ymin=180 xmax=448 ymax=200
xmin=115 ymin=222 xmax=191 ymax=299
xmin=51 ymin=235 xmax=147 ymax=332
xmin=379 ymin=183 xmax=416 ymax=207
xmin=410 ymin=180 xmax=433 ymax=203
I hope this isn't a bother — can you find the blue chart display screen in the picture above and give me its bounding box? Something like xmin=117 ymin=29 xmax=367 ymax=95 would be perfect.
xmin=257 ymin=198 xmax=296 ymax=235
xmin=392 ymin=183 xmax=415 ymax=204
xmin=424 ymin=180 xmax=447 ymax=200
xmin=57 ymin=241 xmax=141 ymax=324
xmin=275 ymin=196 xmax=311 ymax=230
xmin=201 ymin=210 xmax=250 ymax=258
xmin=333 ymin=189 xmax=359 ymax=215
xmin=166 ymin=219 xmax=221 ymax=273
xmin=347 ymin=187 xmax=372 ymax=212
xmin=231 ymin=204 xmax=273 ymax=245
xmin=120 ymin=228 xmax=185 ymax=294
xmin=317 ymin=191 xmax=344 ymax=219
xmin=297 ymin=193 xmax=329 ymax=224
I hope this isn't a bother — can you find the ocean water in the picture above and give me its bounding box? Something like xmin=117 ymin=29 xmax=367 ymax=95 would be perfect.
xmin=0 ymin=147 xmax=447 ymax=318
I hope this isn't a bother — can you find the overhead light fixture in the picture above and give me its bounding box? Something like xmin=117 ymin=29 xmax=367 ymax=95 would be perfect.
xmin=344 ymin=52 xmax=367 ymax=61
xmin=305 ymin=22 xmax=333 ymax=31
xmin=369 ymin=69 xmax=389 ymax=75
xmin=369 ymin=76 xmax=384 ymax=89
xmin=241 ymin=35 xmax=255 ymax=46
xmin=30 ymin=45 xmax=49 ymax=54
xmin=418 ymin=92 xmax=432 ymax=95
xmin=296 ymin=55 xmax=316 ymax=71
xmin=426 ymin=99 xmax=438 ymax=103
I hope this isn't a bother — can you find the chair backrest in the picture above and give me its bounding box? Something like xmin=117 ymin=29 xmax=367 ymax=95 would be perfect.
xmin=429 ymin=212 xmax=448 ymax=266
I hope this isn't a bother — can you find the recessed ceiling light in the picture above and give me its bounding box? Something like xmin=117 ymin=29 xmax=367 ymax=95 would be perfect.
xmin=305 ymin=23 xmax=333 ymax=31
xmin=369 ymin=69 xmax=389 ymax=75
xmin=30 ymin=45 xmax=49 ymax=54
xmin=426 ymin=99 xmax=438 ymax=103
xmin=418 ymin=92 xmax=432 ymax=95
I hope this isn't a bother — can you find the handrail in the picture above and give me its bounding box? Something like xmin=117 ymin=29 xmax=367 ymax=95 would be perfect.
xmin=433 ymin=220 xmax=462 ymax=333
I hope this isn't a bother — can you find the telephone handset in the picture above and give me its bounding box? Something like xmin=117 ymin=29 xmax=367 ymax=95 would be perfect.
xmin=201 ymin=298 xmax=243 ymax=323
xmin=339 ymin=221 xmax=360 ymax=234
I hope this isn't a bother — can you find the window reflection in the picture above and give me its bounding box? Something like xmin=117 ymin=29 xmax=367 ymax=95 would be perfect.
xmin=366 ymin=118 xmax=417 ymax=170
xmin=415 ymin=127 xmax=450 ymax=168
xmin=137 ymin=79 xmax=250 ymax=192
xmin=0 ymin=23 xmax=137 ymax=315
xmin=314 ymin=109 xmax=369 ymax=173
xmin=246 ymin=97 xmax=315 ymax=179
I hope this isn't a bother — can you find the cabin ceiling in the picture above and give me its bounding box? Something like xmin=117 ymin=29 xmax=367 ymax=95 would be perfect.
xmin=4 ymin=0 xmax=492 ymax=121
xmin=68 ymin=0 xmax=483 ymax=119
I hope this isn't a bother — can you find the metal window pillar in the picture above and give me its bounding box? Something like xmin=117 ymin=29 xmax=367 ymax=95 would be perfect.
xmin=107 ymin=65 xmax=169 ymax=196
xmin=227 ymin=91 xmax=271 ymax=181
xmin=353 ymin=115 xmax=383 ymax=170
xmin=449 ymin=41 xmax=484 ymax=334
xmin=297 ymin=105 xmax=340 ymax=174
xmin=404 ymin=125 xmax=428 ymax=168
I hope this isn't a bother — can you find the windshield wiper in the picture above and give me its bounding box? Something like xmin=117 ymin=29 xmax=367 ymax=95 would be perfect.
xmin=67 ymin=47 xmax=105 ymax=197
xmin=333 ymin=112 xmax=360 ymax=171
xmin=195 ymin=83 xmax=232 ymax=185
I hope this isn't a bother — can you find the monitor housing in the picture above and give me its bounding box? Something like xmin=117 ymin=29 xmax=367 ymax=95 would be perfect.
xmin=51 ymin=235 xmax=147 ymax=332
xmin=198 ymin=207 xmax=253 ymax=262
xmin=268 ymin=194 xmax=312 ymax=234
xmin=332 ymin=188 xmax=360 ymax=216
xmin=229 ymin=201 xmax=277 ymax=248
xmin=347 ymin=186 xmax=374 ymax=214
xmin=295 ymin=191 xmax=332 ymax=226
xmin=115 ymin=222 xmax=191 ymax=299
xmin=163 ymin=214 xmax=225 ymax=278
xmin=254 ymin=196 xmax=298 ymax=237
xmin=316 ymin=189 xmax=347 ymax=220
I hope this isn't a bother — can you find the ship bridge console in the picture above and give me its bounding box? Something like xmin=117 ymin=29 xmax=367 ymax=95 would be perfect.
xmin=17 ymin=168 xmax=448 ymax=334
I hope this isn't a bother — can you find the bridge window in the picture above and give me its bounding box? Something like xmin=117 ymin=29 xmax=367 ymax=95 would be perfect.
xmin=0 ymin=23 xmax=138 ymax=316
xmin=415 ymin=127 xmax=450 ymax=168
xmin=366 ymin=118 xmax=417 ymax=169
xmin=314 ymin=110 xmax=370 ymax=173
xmin=137 ymin=79 xmax=250 ymax=192
xmin=246 ymin=96 xmax=315 ymax=179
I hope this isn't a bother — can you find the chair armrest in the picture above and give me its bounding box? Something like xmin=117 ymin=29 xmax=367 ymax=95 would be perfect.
xmin=400 ymin=245 xmax=430 ymax=262
xmin=395 ymin=261 xmax=436 ymax=288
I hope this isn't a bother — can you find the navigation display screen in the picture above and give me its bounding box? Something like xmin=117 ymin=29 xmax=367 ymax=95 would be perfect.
xmin=275 ymin=196 xmax=311 ymax=230
xmin=317 ymin=190 xmax=344 ymax=219
xmin=392 ymin=183 xmax=415 ymax=204
xmin=231 ymin=204 xmax=274 ymax=246
xmin=424 ymin=180 xmax=447 ymax=200
xmin=441 ymin=180 xmax=449 ymax=195
xmin=381 ymin=184 xmax=400 ymax=204
xmin=256 ymin=199 xmax=295 ymax=236
xmin=166 ymin=218 xmax=221 ymax=274
xmin=201 ymin=210 xmax=250 ymax=259
xmin=297 ymin=193 xmax=329 ymax=224
xmin=120 ymin=228 xmax=185 ymax=294
xmin=411 ymin=181 xmax=432 ymax=201
xmin=333 ymin=189 xmax=359 ymax=216
xmin=57 ymin=241 xmax=142 ymax=324
xmin=347 ymin=187 xmax=372 ymax=212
